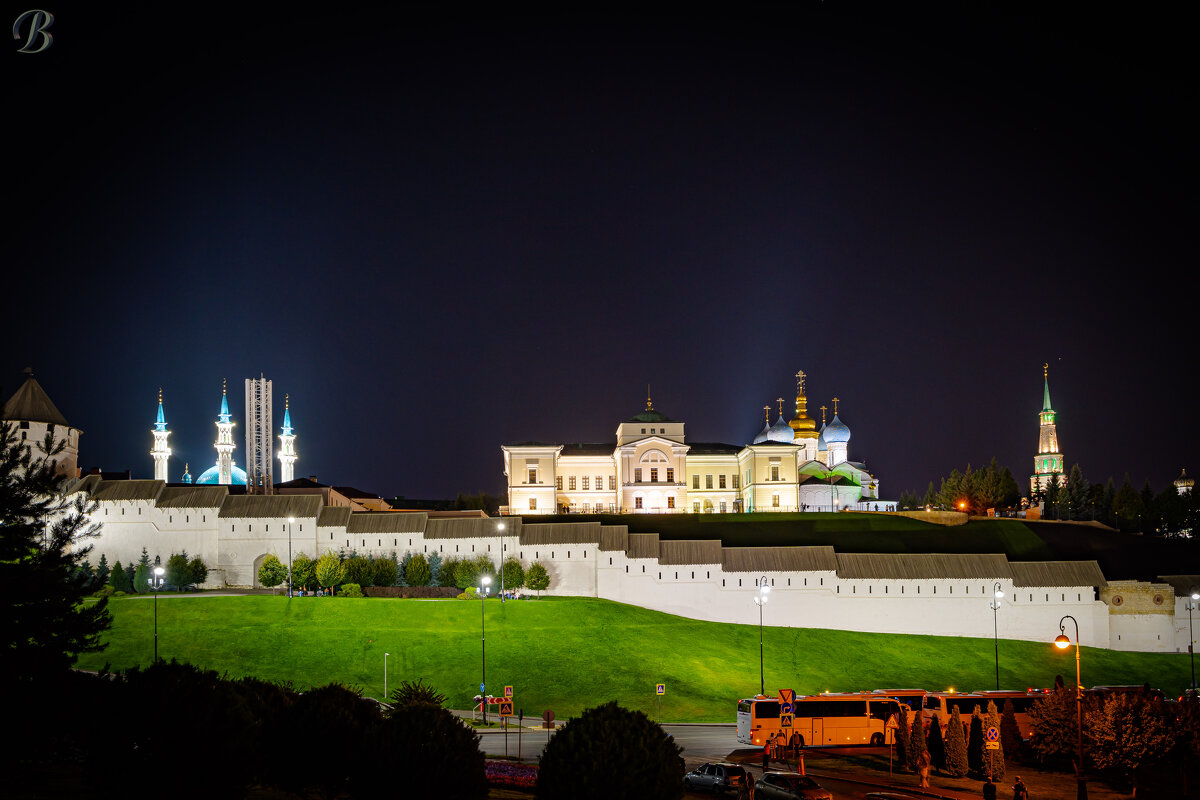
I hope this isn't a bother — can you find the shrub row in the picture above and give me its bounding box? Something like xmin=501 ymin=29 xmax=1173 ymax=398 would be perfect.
xmin=363 ymin=586 xmax=459 ymax=598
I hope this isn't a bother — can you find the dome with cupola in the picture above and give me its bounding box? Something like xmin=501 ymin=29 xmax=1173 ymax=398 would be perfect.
xmin=823 ymin=414 xmax=851 ymax=444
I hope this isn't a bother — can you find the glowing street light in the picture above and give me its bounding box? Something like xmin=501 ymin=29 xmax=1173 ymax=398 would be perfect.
xmin=1054 ymin=615 xmax=1087 ymax=800
xmin=498 ymin=522 xmax=506 ymax=603
xmin=287 ymin=515 xmax=295 ymax=596
xmin=1189 ymin=589 xmax=1199 ymax=690
xmin=991 ymin=582 xmax=1003 ymax=689
xmin=150 ymin=565 xmax=166 ymax=662
xmin=754 ymin=576 xmax=771 ymax=696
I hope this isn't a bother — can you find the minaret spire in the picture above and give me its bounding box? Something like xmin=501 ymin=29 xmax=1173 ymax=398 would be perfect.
xmin=1042 ymin=362 xmax=1053 ymax=411
xmin=278 ymin=392 xmax=298 ymax=483
xmin=1031 ymin=363 xmax=1064 ymax=495
xmin=214 ymin=379 xmax=236 ymax=484
xmin=646 ymin=384 xmax=653 ymax=411
xmin=151 ymin=389 xmax=171 ymax=481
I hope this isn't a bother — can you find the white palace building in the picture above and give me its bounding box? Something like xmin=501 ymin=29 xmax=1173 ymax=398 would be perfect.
xmin=502 ymin=371 xmax=891 ymax=515
xmin=3 ymin=370 xmax=1195 ymax=657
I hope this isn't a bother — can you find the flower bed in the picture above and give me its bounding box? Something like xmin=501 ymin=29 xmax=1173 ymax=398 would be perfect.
xmin=485 ymin=760 xmax=539 ymax=789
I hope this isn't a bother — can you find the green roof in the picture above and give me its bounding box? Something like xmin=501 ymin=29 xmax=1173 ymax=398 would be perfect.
xmin=627 ymin=409 xmax=673 ymax=423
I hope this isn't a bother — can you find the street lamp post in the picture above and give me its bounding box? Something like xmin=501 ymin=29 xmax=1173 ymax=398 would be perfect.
xmin=991 ymin=582 xmax=1004 ymax=689
xmin=1054 ymin=615 xmax=1087 ymax=800
xmin=384 ymin=652 xmax=390 ymax=702
xmin=498 ymin=522 xmax=506 ymax=603
xmin=287 ymin=515 xmax=295 ymax=596
xmin=151 ymin=565 xmax=166 ymax=662
xmin=1189 ymin=590 xmax=1199 ymax=690
xmin=754 ymin=575 xmax=770 ymax=696
xmin=480 ymin=575 xmax=492 ymax=724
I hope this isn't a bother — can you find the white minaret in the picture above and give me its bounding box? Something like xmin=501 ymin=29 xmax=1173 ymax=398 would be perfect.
xmin=278 ymin=393 xmax=297 ymax=483
xmin=215 ymin=379 xmax=236 ymax=485
xmin=151 ymin=388 xmax=171 ymax=481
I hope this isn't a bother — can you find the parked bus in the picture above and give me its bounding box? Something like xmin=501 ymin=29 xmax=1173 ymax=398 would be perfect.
xmin=737 ymin=694 xmax=900 ymax=748
xmin=870 ymin=689 xmax=928 ymax=714
xmin=922 ymin=690 xmax=1040 ymax=740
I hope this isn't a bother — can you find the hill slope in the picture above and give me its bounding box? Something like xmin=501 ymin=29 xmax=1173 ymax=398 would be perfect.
xmin=78 ymin=595 xmax=1189 ymax=721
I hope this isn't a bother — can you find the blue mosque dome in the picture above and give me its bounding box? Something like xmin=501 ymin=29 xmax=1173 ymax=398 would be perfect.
xmin=767 ymin=415 xmax=794 ymax=443
xmin=823 ymin=414 xmax=851 ymax=444
xmin=195 ymin=463 xmax=248 ymax=485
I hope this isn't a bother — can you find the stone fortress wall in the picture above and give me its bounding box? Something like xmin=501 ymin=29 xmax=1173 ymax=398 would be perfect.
xmin=73 ymin=477 xmax=1182 ymax=655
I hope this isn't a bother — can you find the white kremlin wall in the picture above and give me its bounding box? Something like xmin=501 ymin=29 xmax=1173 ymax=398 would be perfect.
xmin=73 ymin=478 xmax=1180 ymax=656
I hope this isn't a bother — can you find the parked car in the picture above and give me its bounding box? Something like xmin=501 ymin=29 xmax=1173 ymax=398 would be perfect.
xmin=683 ymin=762 xmax=749 ymax=794
xmin=753 ymin=772 xmax=833 ymax=800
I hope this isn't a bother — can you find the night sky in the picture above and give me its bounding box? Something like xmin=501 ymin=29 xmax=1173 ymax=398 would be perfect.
xmin=4 ymin=5 xmax=1194 ymax=500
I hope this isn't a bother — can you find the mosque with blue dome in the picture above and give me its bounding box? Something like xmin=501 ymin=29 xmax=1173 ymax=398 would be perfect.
xmin=502 ymin=369 xmax=889 ymax=515
xmin=149 ymin=381 xmax=298 ymax=487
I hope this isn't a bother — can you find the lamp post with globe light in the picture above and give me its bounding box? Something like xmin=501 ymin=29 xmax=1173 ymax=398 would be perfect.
xmin=480 ymin=574 xmax=492 ymax=724
xmin=1189 ymin=589 xmax=1199 ymax=690
xmin=1055 ymin=615 xmax=1087 ymax=800
xmin=150 ymin=565 xmax=166 ymax=662
xmin=498 ymin=522 xmax=506 ymax=602
xmin=754 ymin=576 xmax=770 ymax=696
xmin=990 ymin=582 xmax=1003 ymax=689
xmin=287 ymin=515 xmax=295 ymax=596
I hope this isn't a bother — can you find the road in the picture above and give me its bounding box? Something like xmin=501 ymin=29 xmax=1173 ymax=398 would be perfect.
xmin=477 ymin=724 xmax=930 ymax=799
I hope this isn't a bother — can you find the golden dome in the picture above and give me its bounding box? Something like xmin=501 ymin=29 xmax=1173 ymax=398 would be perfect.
xmin=788 ymin=369 xmax=819 ymax=439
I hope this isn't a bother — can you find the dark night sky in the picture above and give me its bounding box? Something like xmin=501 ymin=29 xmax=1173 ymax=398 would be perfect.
xmin=3 ymin=4 xmax=1194 ymax=500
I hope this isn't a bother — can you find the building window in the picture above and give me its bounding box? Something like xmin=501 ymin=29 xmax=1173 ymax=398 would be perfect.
xmin=650 ymin=468 xmax=658 ymax=482
xmin=667 ymin=497 xmax=675 ymax=509
xmin=706 ymin=474 xmax=713 ymax=489
xmin=733 ymin=474 xmax=740 ymax=489
xmin=719 ymin=474 xmax=727 ymax=489
xmin=771 ymin=466 xmax=780 ymax=481
xmin=529 ymin=498 xmax=537 ymax=510
xmin=692 ymin=475 xmax=700 ymax=489
xmin=635 ymin=468 xmax=642 ymax=483
xmin=528 ymin=468 xmax=537 ymax=484
xmin=556 ymin=476 xmax=563 ymax=490
xmin=719 ymin=500 xmax=726 ymax=513
xmin=608 ymin=476 xmax=616 ymax=490
xmin=569 ymin=476 xmax=577 ymax=490
xmin=635 ymin=497 xmax=643 ymax=509
xmin=693 ymin=501 xmax=700 ymax=513
xmin=666 ymin=468 xmax=674 ymax=482
xmin=772 ymin=493 xmax=780 ymax=508
xmin=596 ymin=474 xmax=604 ymax=489
xmin=582 ymin=476 xmax=589 ymax=490
xmin=641 ymin=428 xmax=647 ymax=434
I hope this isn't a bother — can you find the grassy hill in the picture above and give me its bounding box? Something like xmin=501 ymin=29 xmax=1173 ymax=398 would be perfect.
xmin=77 ymin=595 xmax=1190 ymax=721
xmin=533 ymin=512 xmax=1200 ymax=580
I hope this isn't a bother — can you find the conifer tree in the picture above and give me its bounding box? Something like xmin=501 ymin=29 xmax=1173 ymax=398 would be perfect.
xmin=945 ymin=706 xmax=969 ymax=777
xmin=983 ymin=701 xmax=1006 ymax=780
xmin=109 ymin=560 xmax=127 ymax=592
xmin=895 ymin=704 xmax=911 ymax=771
xmin=908 ymin=704 xmax=928 ymax=772
xmin=405 ymin=553 xmax=432 ymax=587
xmin=427 ymin=550 xmax=442 ymax=585
xmin=927 ymin=712 xmax=946 ymax=771
xmin=1000 ymin=699 xmax=1021 ymax=758
xmin=0 ymin=420 xmax=111 ymax=686
xmin=187 ymin=556 xmax=208 ymax=586
xmin=95 ymin=553 xmax=110 ymax=588
xmin=968 ymin=705 xmax=984 ymax=774
xmin=397 ymin=552 xmax=411 ymax=587
xmin=134 ymin=547 xmax=151 ymax=593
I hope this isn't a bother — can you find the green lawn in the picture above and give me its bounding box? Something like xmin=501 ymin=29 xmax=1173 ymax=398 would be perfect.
xmin=77 ymin=595 xmax=1190 ymax=722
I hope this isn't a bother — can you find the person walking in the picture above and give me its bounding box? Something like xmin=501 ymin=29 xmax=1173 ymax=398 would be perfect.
xmin=1012 ymin=775 xmax=1029 ymax=800
xmin=982 ymin=776 xmax=997 ymax=800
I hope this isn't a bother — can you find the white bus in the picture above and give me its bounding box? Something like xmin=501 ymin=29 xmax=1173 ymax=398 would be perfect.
xmin=922 ymin=690 xmax=1039 ymax=740
xmin=737 ymin=693 xmax=900 ymax=747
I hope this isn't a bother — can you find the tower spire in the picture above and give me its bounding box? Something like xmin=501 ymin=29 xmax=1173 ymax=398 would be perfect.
xmin=278 ymin=391 xmax=298 ymax=484
xmin=1031 ymin=363 xmax=1064 ymax=496
xmin=832 ymin=397 xmax=840 ymax=416
xmin=646 ymin=384 xmax=653 ymax=411
xmin=151 ymin=389 xmax=171 ymax=481
xmin=214 ymin=380 xmax=236 ymax=484
xmin=820 ymin=405 xmax=827 ymax=425
xmin=1042 ymin=362 xmax=1053 ymax=411
xmin=763 ymin=405 xmax=770 ymax=425
xmin=777 ymin=397 xmax=784 ymax=416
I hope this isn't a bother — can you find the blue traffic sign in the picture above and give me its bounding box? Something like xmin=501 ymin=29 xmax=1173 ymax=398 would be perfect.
xmin=781 ymin=702 xmax=794 ymax=714
xmin=986 ymin=726 xmax=999 ymax=741
xmin=480 ymin=683 xmax=486 ymax=693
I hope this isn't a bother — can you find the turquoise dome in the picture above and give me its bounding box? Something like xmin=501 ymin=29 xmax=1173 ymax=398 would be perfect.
xmin=195 ymin=463 xmax=248 ymax=485
xmin=823 ymin=414 xmax=851 ymax=444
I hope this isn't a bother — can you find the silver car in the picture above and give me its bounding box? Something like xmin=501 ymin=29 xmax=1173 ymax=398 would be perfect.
xmin=683 ymin=762 xmax=749 ymax=794
xmin=753 ymin=772 xmax=833 ymax=800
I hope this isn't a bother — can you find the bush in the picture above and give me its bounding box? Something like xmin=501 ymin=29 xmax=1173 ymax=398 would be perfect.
xmin=187 ymin=556 xmax=208 ymax=586
xmin=340 ymin=583 xmax=363 ymax=598
xmin=291 ymin=553 xmax=315 ymax=589
xmin=354 ymin=703 xmax=487 ymax=799
xmin=362 ymin=586 xmax=458 ymax=598
xmin=371 ymin=557 xmax=398 ymax=587
xmin=945 ymin=705 xmax=969 ymax=777
xmin=94 ymin=584 xmax=115 ymax=597
xmin=388 ymin=678 xmax=447 ymax=709
xmin=457 ymin=589 xmax=477 ymax=600
xmin=344 ymin=556 xmax=372 ymax=586
xmin=166 ymin=553 xmax=190 ymax=589
xmin=405 ymin=553 xmax=432 ymax=587
xmin=437 ymin=556 xmax=460 ymax=587
xmin=536 ymin=701 xmax=683 ymax=800
xmin=895 ymin=705 xmax=911 ymax=771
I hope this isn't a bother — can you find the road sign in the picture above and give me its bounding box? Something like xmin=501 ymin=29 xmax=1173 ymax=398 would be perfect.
xmin=504 ymin=685 xmax=514 ymax=698
xmin=986 ymin=726 xmax=1000 ymax=749
xmin=480 ymin=683 xmax=486 ymax=693
xmin=499 ymin=700 xmax=514 ymax=717
xmin=656 ymin=683 xmax=666 ymax=696
xmin=780 ymin=713 xmax=793 ymax=728
xmin=779 ymin=688 xmax=795 ymax=704
xmin=781 ymin=702 xmax=794 ymax=714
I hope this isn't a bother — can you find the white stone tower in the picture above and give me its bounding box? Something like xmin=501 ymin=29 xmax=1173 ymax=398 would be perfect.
xmin=215 ymin=379 xmax=236 ymax=485
xmin=151 ymin=388 xmax=171 ymax=481
xmin=244 ymin=375 xmax=274 ymax=494
xmin=1031 ymin=363 xmax=1064 ymax=494
xmin=278 ymin=393 xmax=297 ymax=483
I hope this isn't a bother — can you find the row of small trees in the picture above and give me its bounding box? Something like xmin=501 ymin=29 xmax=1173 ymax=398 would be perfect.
xmin=87 ymin=549 xmax=208 ymax=594
xmin=257 ymin=550 xmax=552 ymax=596
xmin=895 ymin=701 xmax=1009 ymax=780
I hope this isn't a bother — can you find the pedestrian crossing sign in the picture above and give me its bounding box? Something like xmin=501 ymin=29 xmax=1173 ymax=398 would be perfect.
xmin=499 ymin=700 xmax=514 ymax=717
xmin=780 ymin=713 xmax=793 ymax=728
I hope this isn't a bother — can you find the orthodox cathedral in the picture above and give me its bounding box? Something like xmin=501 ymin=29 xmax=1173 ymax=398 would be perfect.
xmin=502 ymin=370 xmax=889 ymax=515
